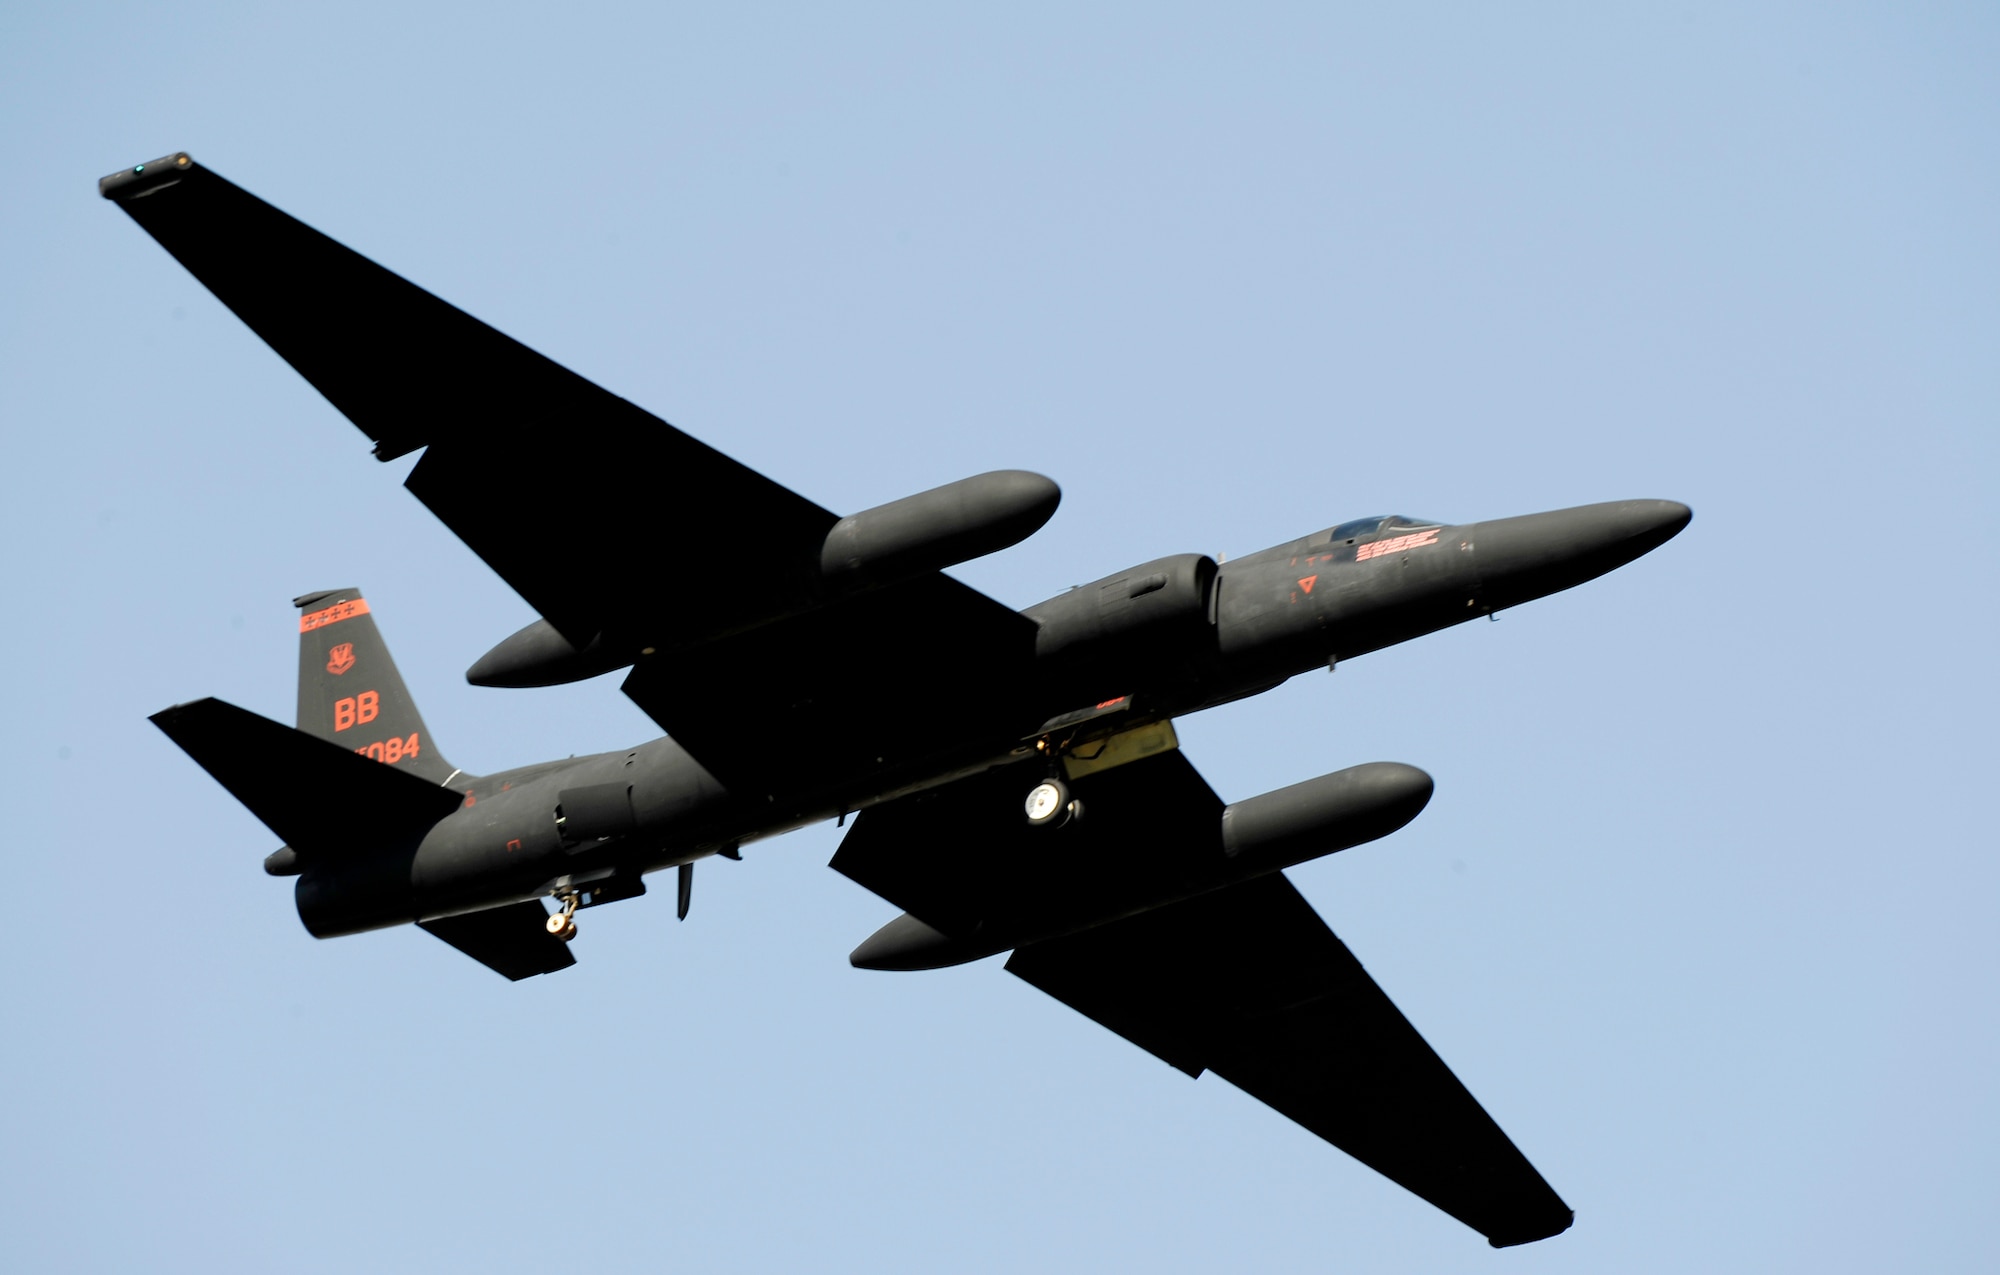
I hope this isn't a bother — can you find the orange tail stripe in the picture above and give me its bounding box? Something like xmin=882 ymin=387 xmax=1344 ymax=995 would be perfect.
xmin=300 ymin=598 xmax=371 ymax=632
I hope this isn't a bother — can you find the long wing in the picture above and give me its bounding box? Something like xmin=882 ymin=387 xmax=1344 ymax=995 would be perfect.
xmin=836 ymin=746 xmax=1572 ymax=1247
xmin=1007 ymin=875 xmax=1574 ymax=1248
xmin=104 ymin=157 xmax=833 ymax=651
xmin=106 ymin=156 xmax=1038 ymax=798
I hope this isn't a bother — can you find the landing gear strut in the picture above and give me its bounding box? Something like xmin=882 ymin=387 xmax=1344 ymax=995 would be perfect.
xmin=546 ymin=890 xmax=579 ymax=941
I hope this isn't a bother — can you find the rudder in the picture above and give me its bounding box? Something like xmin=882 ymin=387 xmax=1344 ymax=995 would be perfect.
xmin=295 ymin=589 xmax=463 ymax=784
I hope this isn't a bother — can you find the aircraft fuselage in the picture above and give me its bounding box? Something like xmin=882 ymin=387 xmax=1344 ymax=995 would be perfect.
xmin=292 ymin=500 xmax=1688 ymax=940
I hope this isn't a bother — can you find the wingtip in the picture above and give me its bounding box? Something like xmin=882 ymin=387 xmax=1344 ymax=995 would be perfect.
xmin=1486 ymin=1208 xmax=1575 ymax=1248
xmin=149 ymin=696 xmax=218 ymax=726
xmin=100 ymin=152 xmax=194 ymax=201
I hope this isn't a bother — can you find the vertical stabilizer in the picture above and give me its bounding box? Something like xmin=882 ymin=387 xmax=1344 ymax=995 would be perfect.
xmin=294 ymin=589 xmax=463 ymax=784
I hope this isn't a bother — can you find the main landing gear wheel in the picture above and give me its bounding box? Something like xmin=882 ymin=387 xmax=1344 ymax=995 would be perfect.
xmin=1025 ymin=779 xmax=1084 ymax=828
xmin=546 ymin=891 xmax=579 ymax=941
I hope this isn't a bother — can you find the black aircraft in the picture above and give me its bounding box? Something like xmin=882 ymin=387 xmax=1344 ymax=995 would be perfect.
xmin=107 ymin=152 xmax=1689 ymax=1250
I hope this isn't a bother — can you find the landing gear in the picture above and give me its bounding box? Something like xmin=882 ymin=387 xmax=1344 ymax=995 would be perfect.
xmin=1025 ymin=778 xmax=1084 ymax=828
xmin=546 ymin=890 xmax=579 ymax=941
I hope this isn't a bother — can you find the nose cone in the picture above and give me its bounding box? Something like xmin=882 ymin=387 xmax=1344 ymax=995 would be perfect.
xmin=1473 ymin=499 xmax=1691 ymax=610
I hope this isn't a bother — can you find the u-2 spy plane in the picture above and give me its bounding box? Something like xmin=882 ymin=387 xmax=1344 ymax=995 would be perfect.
xmin=108 ymin=152 xmax=1689 ymax=1249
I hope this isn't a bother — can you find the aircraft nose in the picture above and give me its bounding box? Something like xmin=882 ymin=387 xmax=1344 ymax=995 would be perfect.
xmin=1472 ymin=500 xmax=1691 ymax=610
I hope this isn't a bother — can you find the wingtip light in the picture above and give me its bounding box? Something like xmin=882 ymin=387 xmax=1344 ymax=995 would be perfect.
xmin=100 ymin=151 xmax=194 ymax=201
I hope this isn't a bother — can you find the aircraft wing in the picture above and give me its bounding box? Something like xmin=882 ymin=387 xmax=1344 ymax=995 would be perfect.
xmin=107 ymin=158 xmax=1038 ymax=798
xmin=1007 ymin=876 xmax=1574 ymax=1248
xmin=106 ymin=158 xmax=833 ymax=650
xmin=836 ymin=748 xmax=1572 ymax=1247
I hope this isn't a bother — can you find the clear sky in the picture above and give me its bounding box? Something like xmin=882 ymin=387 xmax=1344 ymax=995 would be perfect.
xmin=3 ymin=4 xmax=1995 ymax=1271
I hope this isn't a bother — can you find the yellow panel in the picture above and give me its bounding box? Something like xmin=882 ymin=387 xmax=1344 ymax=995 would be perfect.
xmin=1061 ymin=719 xmax=1180 ymax=780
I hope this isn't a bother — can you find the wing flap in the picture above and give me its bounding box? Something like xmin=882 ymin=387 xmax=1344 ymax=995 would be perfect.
xmin=1006 ymin=875 xmax=1573 ymax=1248
xmin=418 ymin=901 xmax=577 ymax=981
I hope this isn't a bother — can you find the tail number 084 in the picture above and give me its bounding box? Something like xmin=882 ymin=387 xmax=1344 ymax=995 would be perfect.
xmin=356 ymin=733 xmax=421 ymax=764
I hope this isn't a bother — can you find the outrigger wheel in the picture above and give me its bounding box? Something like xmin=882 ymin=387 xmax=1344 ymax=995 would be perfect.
xmin=546 ymin=891 xmax=580 ymax=941
xmin=1025 ymin=777 xmax=1084 ymax=828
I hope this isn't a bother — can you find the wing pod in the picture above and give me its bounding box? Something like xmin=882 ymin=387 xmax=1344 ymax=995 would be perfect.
xmin=467 ymin=621 xmax=629 ymax=688
xmin=819 ymin=469 xmax=1060 ymax=587
xmin=468 ymin=470 xmax=1059 ymax=688
xmin=1222 ymin=762 xmax=1433 ymax=871
xmin=842 ymin=754 xmax=1433 ymax=971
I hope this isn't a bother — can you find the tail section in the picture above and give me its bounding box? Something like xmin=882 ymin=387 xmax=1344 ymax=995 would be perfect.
xmin=294 ymin=589 xmax=462 ymax=784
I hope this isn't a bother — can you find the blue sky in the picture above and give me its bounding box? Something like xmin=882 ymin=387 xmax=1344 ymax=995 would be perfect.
xmin=3 ymin=4 xmax=1995 ymax=1271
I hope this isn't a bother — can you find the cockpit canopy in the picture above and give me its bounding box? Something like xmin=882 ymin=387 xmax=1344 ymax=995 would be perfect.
xmin=1324 ymin=515 xmax=1440 ymax=545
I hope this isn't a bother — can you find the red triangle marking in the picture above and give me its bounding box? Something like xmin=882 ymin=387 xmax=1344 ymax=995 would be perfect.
xmin=1298 ymin=575 xmax=1318 ymax=594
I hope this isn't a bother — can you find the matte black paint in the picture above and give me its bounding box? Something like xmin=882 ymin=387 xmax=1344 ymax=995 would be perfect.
xmin=112 ymin=153 xmax=1692 ymax=1250
xmin=468 ymin=469 xmax=1061 ymax=688
xmin=840 ymin=754 xmax=1435 ymax=970
xmin=1007 ymin=875 xmax=1576 ymax=1247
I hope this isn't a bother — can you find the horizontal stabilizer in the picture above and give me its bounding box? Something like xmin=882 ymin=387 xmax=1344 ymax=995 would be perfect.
xmin=1006 ymin=874 xmax=1573 ymax=1248
xmin=419 ymin=901 xmax=576 ymax=981
xmin=151 ymin=697 xmax=465 ymax=857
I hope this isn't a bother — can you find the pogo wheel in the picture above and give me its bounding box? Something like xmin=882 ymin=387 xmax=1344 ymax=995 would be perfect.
xmin=1025 ymin=779 xmax=1071 ymax=826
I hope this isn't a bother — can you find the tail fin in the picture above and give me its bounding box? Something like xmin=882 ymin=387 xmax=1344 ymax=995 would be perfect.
xmin=294 ymin=589 xmax=464 ymax=784
xmin=151 ymin=698 xmax=465 ymax=856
